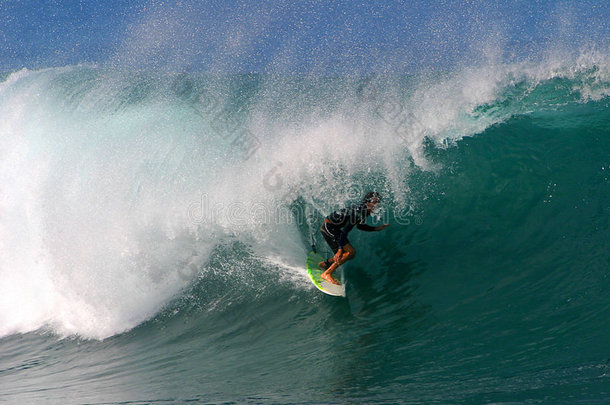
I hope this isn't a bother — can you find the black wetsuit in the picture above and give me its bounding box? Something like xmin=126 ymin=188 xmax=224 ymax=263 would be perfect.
xmin=320 ymin=204 xmax=377 ymax=253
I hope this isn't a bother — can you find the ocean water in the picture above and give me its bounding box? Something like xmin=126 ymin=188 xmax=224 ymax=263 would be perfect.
xmin=1 ymin=52 xmax=610 ymax=404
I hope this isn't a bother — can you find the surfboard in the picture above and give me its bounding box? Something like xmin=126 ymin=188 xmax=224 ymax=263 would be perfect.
xmin=306 ymin=251 xmax=346 ymax=297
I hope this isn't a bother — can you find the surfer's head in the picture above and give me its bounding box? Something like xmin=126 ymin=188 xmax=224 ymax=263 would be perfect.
xmin=363 ymin=191 xmax=381 ymax=213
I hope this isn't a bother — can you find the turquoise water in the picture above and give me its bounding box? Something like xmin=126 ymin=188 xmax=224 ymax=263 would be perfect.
xmin=1 ymin=57 xmax=610 ymax=404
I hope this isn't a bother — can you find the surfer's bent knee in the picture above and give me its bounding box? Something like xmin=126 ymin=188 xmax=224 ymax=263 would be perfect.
xmin=343 ymin=245 xmax=356 ymax=260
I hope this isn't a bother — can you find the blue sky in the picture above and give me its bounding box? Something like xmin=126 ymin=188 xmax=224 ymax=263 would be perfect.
xmin=0 ymin=0 xmax=608 ymax=73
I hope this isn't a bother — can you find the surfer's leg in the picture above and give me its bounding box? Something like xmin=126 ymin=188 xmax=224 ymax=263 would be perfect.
xmin=321 ymin=244 xmax=355 ymax=284
xmin=319 ymin=225 xmax=340 ymax=270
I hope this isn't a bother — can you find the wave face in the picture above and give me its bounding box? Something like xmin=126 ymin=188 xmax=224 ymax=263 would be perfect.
xmin=1 ymin=53 xmax=610 ymax=404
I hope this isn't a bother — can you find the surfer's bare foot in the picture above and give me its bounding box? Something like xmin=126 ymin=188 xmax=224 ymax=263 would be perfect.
xmin=321 ymin=272 xmax=340 ymax=285
xmin=318 ymin=261 xmax=328 ymax=270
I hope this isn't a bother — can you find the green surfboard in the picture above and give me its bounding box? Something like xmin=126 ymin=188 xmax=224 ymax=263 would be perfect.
xmin=306 ymin=251 xmax=346 ymax=297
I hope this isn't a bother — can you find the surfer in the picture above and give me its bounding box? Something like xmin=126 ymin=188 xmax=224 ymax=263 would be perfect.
xmin=319 ymin=191 xmax=389 ymax=284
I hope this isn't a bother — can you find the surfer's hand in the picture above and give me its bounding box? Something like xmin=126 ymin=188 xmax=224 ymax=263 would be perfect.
xmin=376 ymin=224 xmax=390 ymax=231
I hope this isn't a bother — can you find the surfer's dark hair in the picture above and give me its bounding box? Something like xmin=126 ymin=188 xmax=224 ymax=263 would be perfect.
xmin=362 ymin=191 xmax=381 ymax=204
